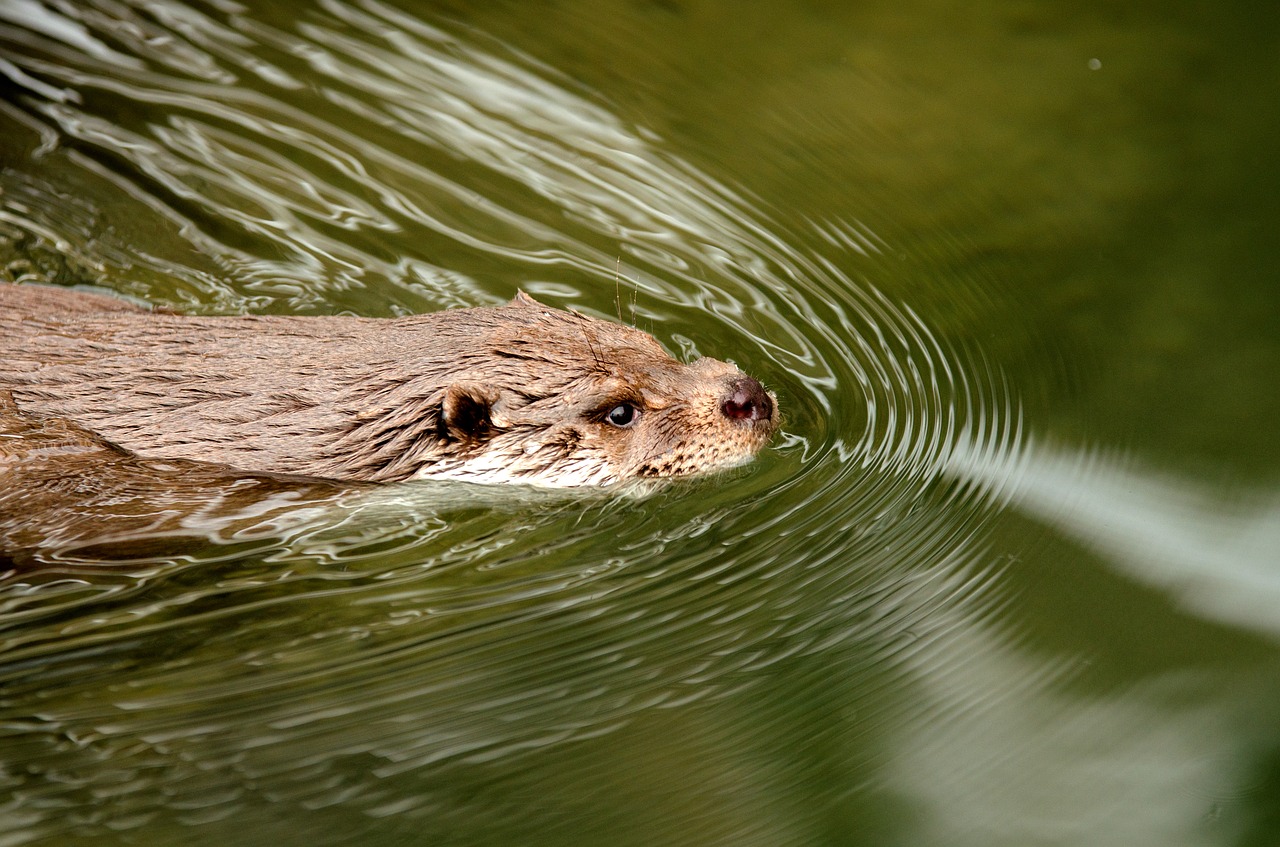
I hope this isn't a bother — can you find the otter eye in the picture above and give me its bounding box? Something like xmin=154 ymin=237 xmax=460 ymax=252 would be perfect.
xmin=605 ymin=402 xmax=638 ymax=428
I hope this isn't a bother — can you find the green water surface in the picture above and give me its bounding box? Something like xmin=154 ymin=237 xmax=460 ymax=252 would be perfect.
xmin=0 ymin=1 xmax=1277 ymax=845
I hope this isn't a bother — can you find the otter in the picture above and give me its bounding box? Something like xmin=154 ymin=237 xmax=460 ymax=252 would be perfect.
xmin=0 ymin=284 xmax=778 ymax=487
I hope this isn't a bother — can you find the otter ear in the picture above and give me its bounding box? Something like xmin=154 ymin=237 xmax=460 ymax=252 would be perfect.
xmin=510 ymin=290 xmax=543 ymax=309
xmin=440 ymin=384 xmax=496 ymax=443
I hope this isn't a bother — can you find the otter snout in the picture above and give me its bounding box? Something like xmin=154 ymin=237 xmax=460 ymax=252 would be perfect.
xmin=721 ymin=376 xmax=774 ymax=424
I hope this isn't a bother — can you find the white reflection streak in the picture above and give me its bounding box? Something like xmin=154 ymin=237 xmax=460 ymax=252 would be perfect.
xmin=0 ymin=0 xmax=141 ymax=66
xmin=949 ymin=440 xmax=1280 ymax=637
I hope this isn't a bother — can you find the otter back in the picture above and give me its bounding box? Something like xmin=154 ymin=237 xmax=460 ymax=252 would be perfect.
xmin=0 ymin=285 xmax=778 ymax=486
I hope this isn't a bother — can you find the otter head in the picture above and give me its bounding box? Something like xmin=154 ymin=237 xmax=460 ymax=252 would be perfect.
xmin=417 ymin=292 xmax=778 ymax=487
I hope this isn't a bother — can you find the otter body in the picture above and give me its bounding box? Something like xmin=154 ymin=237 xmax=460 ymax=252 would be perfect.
xmin=0 ymin=285 xmax=777 ymax=487
xmin=0 ymin=391 xmax=353 ymax=567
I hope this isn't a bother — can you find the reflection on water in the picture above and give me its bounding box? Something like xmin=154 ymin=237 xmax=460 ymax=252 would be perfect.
xmin=950 ymin=440 xmax=1280 ymax=638
xmin=0 ymin=0 xmax=1277 ymax=845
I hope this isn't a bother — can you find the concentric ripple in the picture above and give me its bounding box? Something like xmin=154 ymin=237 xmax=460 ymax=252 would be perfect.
xmin=0 ymin=2 xmax=1029 ymax=844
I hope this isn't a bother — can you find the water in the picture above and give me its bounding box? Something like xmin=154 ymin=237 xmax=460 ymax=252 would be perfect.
xmin=0 ymin=0 xmax=1277 ymax=844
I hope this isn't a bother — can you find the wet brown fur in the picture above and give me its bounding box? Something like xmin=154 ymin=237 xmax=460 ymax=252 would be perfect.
xmin=0 ymin=390 xmax=353 ymax=568
xmin=0 ymin=284 xmax=777 ymax=487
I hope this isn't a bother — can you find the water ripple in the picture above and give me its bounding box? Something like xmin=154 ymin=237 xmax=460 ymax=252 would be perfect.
xmin=0 ymin=1 xmax=1032 ymax=843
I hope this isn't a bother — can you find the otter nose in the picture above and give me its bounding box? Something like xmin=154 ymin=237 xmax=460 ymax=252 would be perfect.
xmin=721 ymin=376 xmax=773 ymax=423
